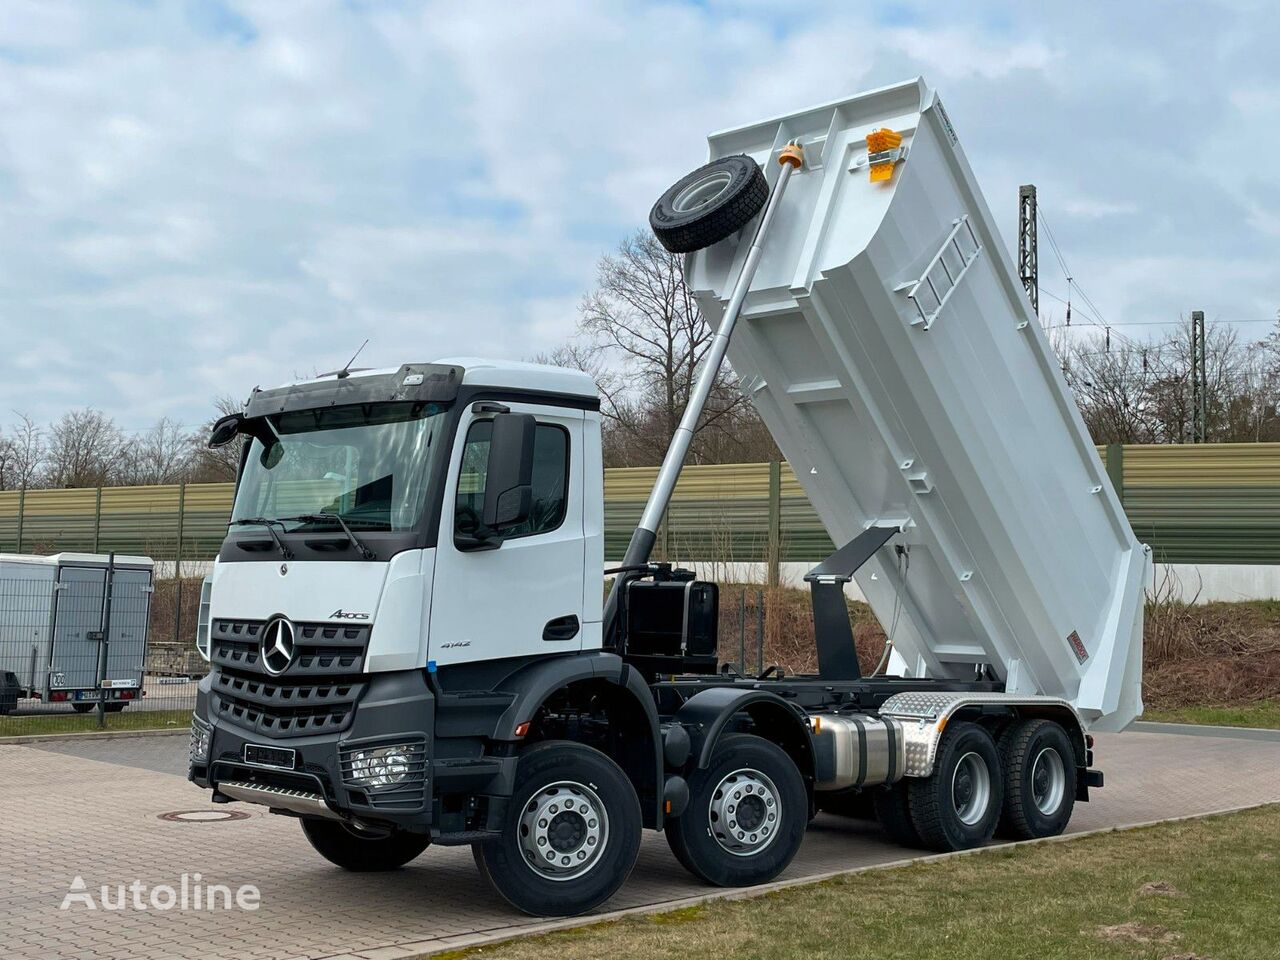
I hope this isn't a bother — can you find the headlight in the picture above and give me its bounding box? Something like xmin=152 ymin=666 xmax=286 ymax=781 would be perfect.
xmin=340 ymin=742 xmax=426 ymax=790
xmin=189 ymin=715 xmax=212 ymax=764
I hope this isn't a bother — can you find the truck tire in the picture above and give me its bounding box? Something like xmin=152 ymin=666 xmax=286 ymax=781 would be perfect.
xmin=665 ymin=734 xmax=807 ymax=887
xmin=649 ymin=155 xmax=768 ymax=253
xmin=300 ymin=819 xmax=430 ymax=871
xmin=72 ymin=703 xmax=93 ymax=714
xmin=997 ymin=719 xmax=1076 ymax=840
xmin=907 ymin=722 xmax=1003 ymax=851
xmin=473 ymin=740 xmax=641 ymax=917
xmin=871 ymin=784 xmax=923 ymax=847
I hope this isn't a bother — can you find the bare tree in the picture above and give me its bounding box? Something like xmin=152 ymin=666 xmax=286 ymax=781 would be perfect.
xmin=1053 ymin=316 xmax=1280 ymax=444
xmin=3 ymin=413 xmax=45 ymax=490
xmin=186 ymin=396 xmax=246 ymax=483
xmin=43 ymin=409 xmax=126 ymax=488
xmin=0 ymin=434 xmax=11 ymax=492
xmin=121 ymin=417 xmax=194 ymax=486
xmin=576 ymin=231 xmax=778 ymax=467
xmin=1055 ymin=332 xmax=1158 ymax=443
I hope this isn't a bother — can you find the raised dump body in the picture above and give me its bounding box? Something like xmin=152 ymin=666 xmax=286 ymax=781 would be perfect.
xmin=685 ymin=78 xmax=1148 ymax=731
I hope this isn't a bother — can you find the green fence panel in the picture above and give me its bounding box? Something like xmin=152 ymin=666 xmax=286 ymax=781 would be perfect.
xmin=0 ymin=444 xmax=1276 ymax=565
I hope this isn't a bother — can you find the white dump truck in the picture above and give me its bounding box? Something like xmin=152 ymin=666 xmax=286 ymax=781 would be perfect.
xmin=189 ymin=78 xmax=1147 ymax=917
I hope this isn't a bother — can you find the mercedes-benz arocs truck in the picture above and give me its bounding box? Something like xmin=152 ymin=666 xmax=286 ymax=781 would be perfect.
xmin=189 ymin=78 xmax=1148 ymax=917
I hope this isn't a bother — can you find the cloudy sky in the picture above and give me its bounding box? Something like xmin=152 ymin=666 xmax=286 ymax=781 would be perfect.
xmin=1 ymin=0 xmax=1277 ymax=434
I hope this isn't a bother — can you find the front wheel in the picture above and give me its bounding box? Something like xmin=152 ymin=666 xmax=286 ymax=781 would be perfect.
xmin=300 ymin=818 xmax=430 ymax=871
xmin=665 ymin=734 xmax=807 ymax=887
xmin=473 ymin=740 xmax=641 ymax=917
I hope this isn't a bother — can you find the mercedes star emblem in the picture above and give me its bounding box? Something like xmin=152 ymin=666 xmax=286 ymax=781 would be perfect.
xmin=259 ymin=617 xmax=296 ymax=676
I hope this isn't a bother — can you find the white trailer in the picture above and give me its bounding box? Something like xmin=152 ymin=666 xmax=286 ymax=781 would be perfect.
xmin=188 ymin=78 xmax=1145 ymax=918
xmin=0 ymin=553 xmax=155 ymax=713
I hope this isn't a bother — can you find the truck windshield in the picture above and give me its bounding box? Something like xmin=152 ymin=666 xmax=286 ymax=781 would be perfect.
xmin=230 ymin=401 xmax=451 ymax=532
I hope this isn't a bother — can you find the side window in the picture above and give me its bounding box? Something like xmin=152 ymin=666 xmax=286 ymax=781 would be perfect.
xmin=454 ymin=421 xmax=569 ymax=540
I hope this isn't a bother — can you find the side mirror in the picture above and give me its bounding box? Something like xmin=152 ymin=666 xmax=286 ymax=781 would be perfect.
xmin=482 ymin=413 xmax=536 ymax=530
xmin=208 ymin=413 xmax=244 ymax=448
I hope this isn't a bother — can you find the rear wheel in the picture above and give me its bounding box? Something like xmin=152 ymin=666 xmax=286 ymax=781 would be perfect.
xmin=997 ymin=719 xmax=1076 ymax=840
xmin=72 ymin=703 xmax=93 ymax=714
xmin=665 ymin=734 xmax=807 ymax=887
xmin=473 ymin=740 xmax=641 ymax=917
xmin=300 ymin=819 xmax=430 ymax=871
xmin=907 ymin=722 xmax=1003 ymax=851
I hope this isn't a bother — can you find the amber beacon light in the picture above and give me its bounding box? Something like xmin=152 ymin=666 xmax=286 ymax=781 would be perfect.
xmin=866 ymin=127 xmax=905 ymax=182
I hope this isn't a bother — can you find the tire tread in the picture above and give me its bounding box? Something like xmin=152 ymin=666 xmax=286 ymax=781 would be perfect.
xmin=649 ymin=157 xmax=768 ymax=253
xmin=997 ymin=719 xmax=1075 ymax=840
xmin=906 ymin=721 xmax=1002 ymax=852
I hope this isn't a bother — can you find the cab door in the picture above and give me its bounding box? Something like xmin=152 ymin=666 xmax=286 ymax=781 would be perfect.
xmin=427 ymin=401 xmax=586 ymax=666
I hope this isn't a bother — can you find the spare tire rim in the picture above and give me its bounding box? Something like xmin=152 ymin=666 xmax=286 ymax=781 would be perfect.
xmin=1031 ymin=747 xmax=1066 ymax=815
xmin=708 ymin=768 xmax=781 ymax=857
xmin=672 ymin=170 xmax=733 ymax=213
xmin=518 ymin=780 xmax=609 ymax=881
xmin=951 ymin=751 xmax=992 ymax=826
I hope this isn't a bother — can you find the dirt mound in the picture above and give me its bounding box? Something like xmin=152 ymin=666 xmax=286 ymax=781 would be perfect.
xmin=715 ymin=584 xmax=1280 ymax=710
xmin=1139 ymin=881 xmax=1184 ymax=898
xmin=1095 ymin=921 xmax=1180 ymax=945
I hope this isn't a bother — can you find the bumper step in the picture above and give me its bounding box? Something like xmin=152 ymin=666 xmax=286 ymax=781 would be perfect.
xmin=217 ymin=780 xmax=341 ymax=820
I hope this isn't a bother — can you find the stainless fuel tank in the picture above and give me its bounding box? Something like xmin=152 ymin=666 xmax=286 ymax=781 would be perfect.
xmin=810 ymin=713 xmax=905 ymax=790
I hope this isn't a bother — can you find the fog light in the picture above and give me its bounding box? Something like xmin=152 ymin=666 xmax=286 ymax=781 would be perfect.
xmin=189 ymin=715 xmax=212 ymax=764
xmin=342 ymin=743 xmax=425 ymax=790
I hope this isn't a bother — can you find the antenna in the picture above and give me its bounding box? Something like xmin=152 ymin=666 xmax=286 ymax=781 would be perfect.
xmin=334 ymin=339 xmax=369 ymax=380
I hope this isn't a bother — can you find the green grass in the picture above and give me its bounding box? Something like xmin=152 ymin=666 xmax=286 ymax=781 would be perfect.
xmin=1142 ymin=700 xmax=1280 ymax=729
xmin=0 ymin=707 xmax=192 ymax=737
xmin=444 ymin=805 xmax=1280 ymax=960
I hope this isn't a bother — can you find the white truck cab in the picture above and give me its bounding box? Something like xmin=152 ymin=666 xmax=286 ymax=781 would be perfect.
xmin=191 ymin=78 xmax=1144 ymax=919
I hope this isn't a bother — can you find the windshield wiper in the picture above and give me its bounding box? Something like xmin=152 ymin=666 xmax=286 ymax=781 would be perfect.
xmin=285 ymin=513 xmax=377 ymax=560
xmin=229 ymin=518 xmax=293 ymax=559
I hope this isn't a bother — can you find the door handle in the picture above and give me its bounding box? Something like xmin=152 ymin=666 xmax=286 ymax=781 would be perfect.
xmin=542 ymin=615 xmax=580 ymax=642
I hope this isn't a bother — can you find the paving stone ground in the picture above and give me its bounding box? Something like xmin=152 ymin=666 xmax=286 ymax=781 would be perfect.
xmin=2 ymin=728 xmax=1278 ymax=960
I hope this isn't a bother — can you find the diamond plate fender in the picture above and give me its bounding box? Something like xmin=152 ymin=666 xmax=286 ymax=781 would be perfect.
xmin=879 ymin=692 xmax=1083 ymax=778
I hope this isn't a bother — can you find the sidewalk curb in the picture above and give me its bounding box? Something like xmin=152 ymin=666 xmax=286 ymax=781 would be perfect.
xmin=0 ymin=727 xmax=188 ymax=746
xmin=1128 ymin=720 xmax=1280 ymax=742
xmin=370 ymin=800 xmax=1279 ymax=960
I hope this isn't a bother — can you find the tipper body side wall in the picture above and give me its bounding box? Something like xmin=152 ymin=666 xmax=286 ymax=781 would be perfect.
xmin=686 ymin=78 xmax=1148 ymax=731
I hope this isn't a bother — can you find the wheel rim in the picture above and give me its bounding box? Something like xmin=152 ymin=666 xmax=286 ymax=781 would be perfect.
xmin=672 ymin=170 xmax=733 ymax=213
xmin=518 ymin=781 xmax=609 ymax=882
xmin=950 ymin=751 xmax=992 ymax=826
xmin=1031 ymin=747 xmax=1066 ymax=815
xmin=708 ymin=768 xmax=782 ymax=857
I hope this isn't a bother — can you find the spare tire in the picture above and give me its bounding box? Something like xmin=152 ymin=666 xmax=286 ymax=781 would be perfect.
xmin=649 ymin=155 xmax=768 ymax=253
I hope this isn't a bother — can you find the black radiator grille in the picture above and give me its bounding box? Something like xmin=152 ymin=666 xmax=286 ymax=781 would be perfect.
xmin=211 ymin=619 xmax=369 ymax=677
xmin=210 ymin=618 xmax=370 ymax=739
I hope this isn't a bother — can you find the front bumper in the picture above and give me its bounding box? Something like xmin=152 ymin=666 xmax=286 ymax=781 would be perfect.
xmin=189 ymin=669 xmax=436 ymax=830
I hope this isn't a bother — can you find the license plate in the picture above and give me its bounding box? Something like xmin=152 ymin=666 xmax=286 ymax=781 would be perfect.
xmin=76 ymin=691 xmax=102 ymax=701
xmin=243 ymin=744 xmax=296 ymax=770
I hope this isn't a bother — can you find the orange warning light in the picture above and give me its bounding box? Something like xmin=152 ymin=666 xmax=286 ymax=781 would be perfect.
xmin=867 ymin=128 xmax=905 ymax=183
